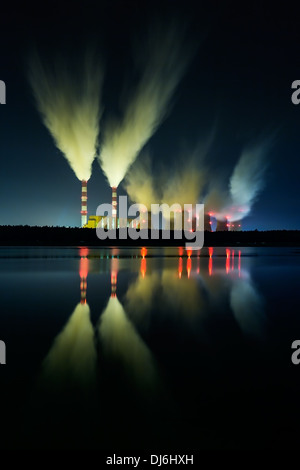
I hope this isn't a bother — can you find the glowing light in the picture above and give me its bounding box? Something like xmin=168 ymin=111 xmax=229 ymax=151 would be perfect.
xmin=178 ymin=247 xmax=184 ymax=257
xmin=208 ymin=257 xmax=213 ymax=276
xmin=186 ymin=249 xmax=192 ymax=258
xmin=226 ymin=249 xmax=230 ymax=258
xmin=187 ymin=257 xmax=192 ymax=279
xmin=209 ymin=247 xmax=213 ymax=258
xmin=140 ymin=258 xmax=147 ymax=279
xmin=141 ymin=247 xmax=147 ymax=258
xmin=226 ymin=256 xmax=230 ymax=274
xmin=178 ymin=257 xmax=183 ymax=279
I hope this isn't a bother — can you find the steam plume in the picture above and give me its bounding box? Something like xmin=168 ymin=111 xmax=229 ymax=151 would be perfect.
xmin=124 ymin=153 xmax=160 ymax=209
xmin=228 ymin=143 xmax=269 ymax=221
xmin=205 ymin=141 xmax=270 ymax=221
xmin=28 ymin=50 xmax=103 ymax=181
xmin=99 ymin=22 xmax=192 ymax=187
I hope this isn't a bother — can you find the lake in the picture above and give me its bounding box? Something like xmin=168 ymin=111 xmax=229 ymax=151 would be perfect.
xmin=0 ymin=246 xmax=300 ymax=449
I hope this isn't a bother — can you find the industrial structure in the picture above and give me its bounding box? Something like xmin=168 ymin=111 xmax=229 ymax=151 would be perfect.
xmin=81 ymin=180 xmax=88 ymax=227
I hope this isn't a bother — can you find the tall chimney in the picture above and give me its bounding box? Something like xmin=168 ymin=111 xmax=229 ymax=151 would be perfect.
xmin=112 ymin=186 xmax=117 ymax=228
xmin=81 ymin=180 xmax=88 ymax=227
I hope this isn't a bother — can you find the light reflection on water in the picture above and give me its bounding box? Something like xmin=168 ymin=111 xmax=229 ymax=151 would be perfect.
xmin=1 ymin=246 xmax=300 ymax=449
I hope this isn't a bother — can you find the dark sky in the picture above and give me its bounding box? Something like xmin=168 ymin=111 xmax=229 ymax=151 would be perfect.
xmin=0 ymin=0 xmax=299 ymax=229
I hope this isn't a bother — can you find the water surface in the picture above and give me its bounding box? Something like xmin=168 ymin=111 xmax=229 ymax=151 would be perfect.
xmin=0 ymin=246 xmax=299 ymax=449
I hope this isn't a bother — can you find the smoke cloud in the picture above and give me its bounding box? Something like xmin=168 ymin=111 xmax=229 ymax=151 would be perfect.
xmin=28 ymin=50 xmax=103 ymax=181
xmin=124 ymin=153 xmax=160 ymax=209
xmin=205 ymin=140 xmax=270 ymax=222
xmin=228 ymin=143 xmax=269 ymax=221
xmin=99 ymin=21 xmax=192 ymax=188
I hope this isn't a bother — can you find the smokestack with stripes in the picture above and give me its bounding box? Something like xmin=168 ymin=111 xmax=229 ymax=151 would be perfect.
xmin=81 ymin=180 xmax=88 ymax=227
xmin=112 ymin=186 xmax=117 ymax=228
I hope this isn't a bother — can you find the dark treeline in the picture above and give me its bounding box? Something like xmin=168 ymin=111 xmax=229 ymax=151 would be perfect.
xmin=0 ymin=226 xmax=299 ymax=247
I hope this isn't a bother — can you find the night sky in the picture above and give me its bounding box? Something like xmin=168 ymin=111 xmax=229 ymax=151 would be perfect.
xmin=0 ymin=0 xmax=299 ymax=229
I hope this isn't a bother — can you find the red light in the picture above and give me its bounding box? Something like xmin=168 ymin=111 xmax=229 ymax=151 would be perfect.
xmin=178 ymin=257 xmax=183 ymax=278
xmin=209 ymin=257 xmax=213 ymax=276
xmin=187 ymin=258 xmax=192 ymax=279
xmin=141 ymin=258 xmax=146 ymax=278
xmin=226 ymin=249 xmax=230 ymax=258
xmin=79 ymin=257 xmax=89 ymax=279
xmin=209 ymin=247 xmax=213 ymax=258
xmin=186 ymin=249 xmax=192 ymax=258
xmin=178 ymin=247 xmax=184 ymax=257
xmin=141 ymin=247 xmax=147 ymax=258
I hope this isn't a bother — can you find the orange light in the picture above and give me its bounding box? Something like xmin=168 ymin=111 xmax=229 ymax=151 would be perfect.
xmin=141 ymin=258 xmax=147 ymax=278
xmin=178 ymin=247 xmax=184 ymax=257
xmin=178 ymin=257 xmax=183 ymax=279
xmin=141 ymin=247 xmax=147 ymax=258
xmin=209 ymin=247 xmax=213 ymax=258
xmin=79 ymin=247 xmax=89 ymax=258
xmin=186 ymin=249 xmax=192 ymax=258
xmin=208 ymin=257 xmax=213 ymax=276
xmin=79 ymin=256 xmax=89 ymax=279
xmin=187 ymin=257 xmax=192 ymax=278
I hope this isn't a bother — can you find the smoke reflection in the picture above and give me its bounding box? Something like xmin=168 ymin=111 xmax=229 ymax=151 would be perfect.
xmin=41 ymin=248 xmax=96 ymax=390
xmin=98 ymin=296 xmax=157 ymax=391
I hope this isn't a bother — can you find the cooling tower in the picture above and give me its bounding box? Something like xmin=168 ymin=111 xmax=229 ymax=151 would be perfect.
xmin=216 ymin=220 xmax=229 ymax=232
xmin=81 ymin=180 xmax=88 ymax=227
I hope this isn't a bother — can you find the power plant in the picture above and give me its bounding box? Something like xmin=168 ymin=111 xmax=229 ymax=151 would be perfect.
xmin=216 ymin=220 xmax=229 ymax=232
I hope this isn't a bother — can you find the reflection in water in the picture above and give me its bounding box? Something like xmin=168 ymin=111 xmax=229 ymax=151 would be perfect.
xmin=99 ymin=297 xmax=157 ymax=390
xmin=41 ymin=248 xmax=96 ymax=389
xmin=99 ymin=255 xmax=157 ymax=391
xmin=42 ymin=303 xmax=97 ymax=389
xmin=230 ymin=273 xmax=265 ymax=339
xmin=161 ymin=269 xmax=205 ymax=318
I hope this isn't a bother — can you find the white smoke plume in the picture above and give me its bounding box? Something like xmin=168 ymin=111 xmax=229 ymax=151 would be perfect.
xmin=124 ymin=153 xmax=160 ymax=210
xmin=228 ymin=143 xmax=269 ymax=221
xmin=28 ymin=50 xmax=103 ymax=181
xmin=99 ymin=21 xmax=192 ymax=188
xmin=205 ymin=141 xmax=270 ymax=222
